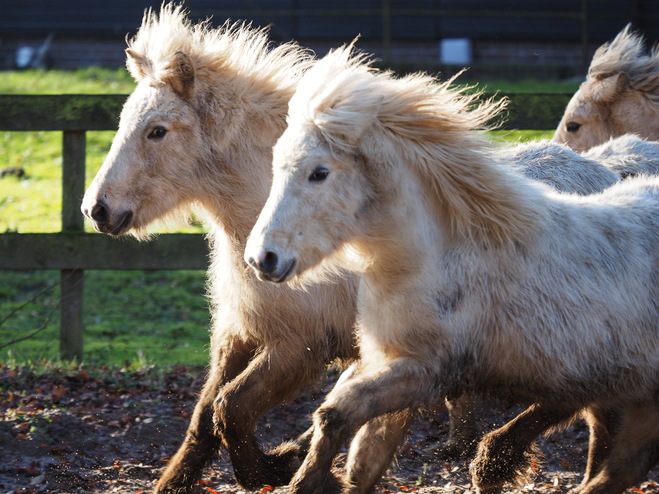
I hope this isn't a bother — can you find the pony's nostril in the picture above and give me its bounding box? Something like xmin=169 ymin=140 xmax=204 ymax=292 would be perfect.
xmin=91 ymin=203 xmax=110 ymax=225
xmin=259 ymin=251 xmax=279 ymax=273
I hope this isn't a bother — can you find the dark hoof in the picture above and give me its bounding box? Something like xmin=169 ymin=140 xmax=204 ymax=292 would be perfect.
xmin=233 ymin=441 xmax=304 ymax=490
xmin=291 ymin=469 xmax=346 ymax=494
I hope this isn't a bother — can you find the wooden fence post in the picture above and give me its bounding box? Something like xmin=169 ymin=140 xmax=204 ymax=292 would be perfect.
xmin=60 ymin=131 xmax=86 ymax=361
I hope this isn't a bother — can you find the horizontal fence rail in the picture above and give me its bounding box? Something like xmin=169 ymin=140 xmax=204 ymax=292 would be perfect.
xmin=0 ymin=92 xmax=570 ymax=360
xmin=0 ymin=233 xmax=208 ymax=270
xmin=0 ymin=93 xmax=573 ymax=133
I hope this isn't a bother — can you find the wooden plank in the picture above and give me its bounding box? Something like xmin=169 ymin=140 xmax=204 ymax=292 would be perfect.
xmin=0 ymin=93 xmax=571 ymax=131
xmin=0 ymin=233 xmax=209 ymax=271
xmin=0 ymin=94 xmax=126 ymax=131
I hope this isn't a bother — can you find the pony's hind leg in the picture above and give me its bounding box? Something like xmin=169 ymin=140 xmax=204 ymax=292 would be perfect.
xmin=290 ymin=358 xmax=436 ymax=494
xmin=345 ymin=409 xmax=417 ymax=494
xmin=155 ymin=337 xmax=253 ymax=494
xmin=578 ymin=404 xmax=659 ymax=494
xmin=214 ymin=341 xmax=328 ymax=490
xmin=442 ymin=394 xmax=479 ymax=460
xmin=470 ymin=404 xmax=576 ymax=494
xmin=579 ymin=405 xmax=622 ymax=489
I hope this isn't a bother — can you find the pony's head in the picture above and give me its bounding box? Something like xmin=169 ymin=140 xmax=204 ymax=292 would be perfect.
xmin=553 ymin=25 xmax=659 ymax=152
xmin=81 ymin=3 xmax=309 ymax=238
xmin=244 ymin=48 xmax=377 ymax=282
xmin=245 ymin=46 xmax=509 ymax=283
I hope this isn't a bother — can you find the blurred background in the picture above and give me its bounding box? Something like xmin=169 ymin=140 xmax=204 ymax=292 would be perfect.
xmin=1 ymin=0 xmax=658 ymax=78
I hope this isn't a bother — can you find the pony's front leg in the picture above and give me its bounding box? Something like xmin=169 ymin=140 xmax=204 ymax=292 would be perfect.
xmin=214 ymin=342 xmax=328 ymax=490
xmin=155 ymin=337 xmax=253 ymax=494
xmin=345 ymin=409 xmax=417 ymax=494
xmin=291 ymin=359 xmax=434 ymax=494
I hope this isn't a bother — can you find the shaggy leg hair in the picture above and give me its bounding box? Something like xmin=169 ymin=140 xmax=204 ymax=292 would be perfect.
xmin=156 ymin=339 xmax=252 ymax=493
xmin=470 ymin=405 xmax=577 ymax=493
xmin=290 ymin=360 xmax=437 ymax=494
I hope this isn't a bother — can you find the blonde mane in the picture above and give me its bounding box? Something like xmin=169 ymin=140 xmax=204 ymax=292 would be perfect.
xmin=127 ymin=3 xmax=311 ymax=97
xmin=290 ymin=47 xmax=539 ymax=248
xmin=588 ymin=24 xmax=659 ymax=103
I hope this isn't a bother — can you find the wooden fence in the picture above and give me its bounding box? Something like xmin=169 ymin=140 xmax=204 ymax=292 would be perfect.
xmin=0 ymin=92 xmax=572 ymax=361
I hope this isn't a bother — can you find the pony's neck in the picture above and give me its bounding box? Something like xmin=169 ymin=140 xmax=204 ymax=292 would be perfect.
xmin=355 ymin=138 xmax=543 ymax=284
xmin=198 ymin=78 xmax=292 ymax=250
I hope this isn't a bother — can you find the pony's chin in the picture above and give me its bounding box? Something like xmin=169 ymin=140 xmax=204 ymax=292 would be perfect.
xmin=256 ymin=259 xmax=297 ymax=284
xmin=95 ymin=211 xmax=134 ymax=236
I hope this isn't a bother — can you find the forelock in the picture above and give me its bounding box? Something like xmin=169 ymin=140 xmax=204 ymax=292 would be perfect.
xmin=126 ymin=3 xmax=311 ymax=90
xmin=588 ymin=24 xmax=659 ymax=97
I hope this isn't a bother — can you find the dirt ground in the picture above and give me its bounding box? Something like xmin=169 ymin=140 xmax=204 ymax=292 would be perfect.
xmin=1 ymin=363 xmax=658 ymax=494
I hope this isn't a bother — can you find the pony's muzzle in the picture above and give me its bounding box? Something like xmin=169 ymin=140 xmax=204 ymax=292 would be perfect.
xmin=246 ymin=248 xmax=297 ymax=283
xmin=82 ymin=199 xmax=134 ymax=236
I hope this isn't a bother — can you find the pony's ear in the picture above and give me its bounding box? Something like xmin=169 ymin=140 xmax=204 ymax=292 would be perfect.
xmin=125 ymin=48 xmax=152 ymax=81
xmin=159 ymin=51 xmax=196 ymax=99
xmin=590 ymin=72 xmax=628 ymax=103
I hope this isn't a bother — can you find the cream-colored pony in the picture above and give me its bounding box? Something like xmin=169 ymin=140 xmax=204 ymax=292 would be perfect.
xmin=80 ymin=5 xmax=484 ymax=492
xmin=246 ymin=47 xmax=659 ymax=494
xmin=81 ymin=6 xmax=368 ymax=493
xmin=553 ymin=25 xmax=659 ymax=151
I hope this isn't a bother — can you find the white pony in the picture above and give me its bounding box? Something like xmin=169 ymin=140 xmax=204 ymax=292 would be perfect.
xmin=245 ymin=48 xmax=659 ymax=494
xmin=553 ymin=25 xmax=659 ymax=151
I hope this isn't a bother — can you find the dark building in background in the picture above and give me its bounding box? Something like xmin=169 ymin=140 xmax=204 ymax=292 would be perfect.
xmin=1 ymin=0 xmax=657 ymax=77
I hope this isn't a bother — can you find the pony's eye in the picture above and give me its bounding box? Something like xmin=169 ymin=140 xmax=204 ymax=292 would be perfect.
xmin=566 ymin=122 xmax=581 ymax=133
xmin=309 ymin=167 xmax=329 ymax=182
xmin=148 ymin=126 xmax=168 ymax=139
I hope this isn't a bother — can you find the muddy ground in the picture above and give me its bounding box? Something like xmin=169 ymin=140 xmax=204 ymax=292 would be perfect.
xmin=1 ymin=363 xmax=658 ymax=494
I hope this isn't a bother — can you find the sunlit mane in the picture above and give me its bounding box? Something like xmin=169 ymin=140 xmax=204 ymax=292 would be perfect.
xmin=588 ymin=24 xmax=659 ymax=101
xmin=127 ymin=3 xmax=311 ymax=96
xmin=289 ymin=46 xmax=539 ymax=248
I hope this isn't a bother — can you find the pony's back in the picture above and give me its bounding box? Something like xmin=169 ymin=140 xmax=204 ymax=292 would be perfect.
xmin=501 ymin=140 xmax=619 ymax=195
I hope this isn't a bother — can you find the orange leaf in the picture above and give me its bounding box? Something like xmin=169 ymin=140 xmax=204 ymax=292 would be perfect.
xmin=15 ymin=433 xmax=28 ymax=440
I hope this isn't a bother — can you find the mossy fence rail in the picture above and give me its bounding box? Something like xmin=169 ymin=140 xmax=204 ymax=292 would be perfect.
xmin=0 ymin=92 xmax=570 ymax=361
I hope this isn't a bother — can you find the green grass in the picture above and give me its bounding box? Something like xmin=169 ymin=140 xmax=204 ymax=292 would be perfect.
xmin=0 ymin=67 xmax=136 ymax=94
xmin=1 ymin=270 xmax=210 ymax=367
xmin=0 ymin=68 xmax=569 ymax=366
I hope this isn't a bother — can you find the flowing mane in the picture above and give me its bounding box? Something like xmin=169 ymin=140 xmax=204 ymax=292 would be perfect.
xmin=289 ymin=47 xmax=540 ymax=248
xmin=127 ymin=3 xmax=311 ymax=99
xmin=588 ymin=25 xmax=659 ymax=102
